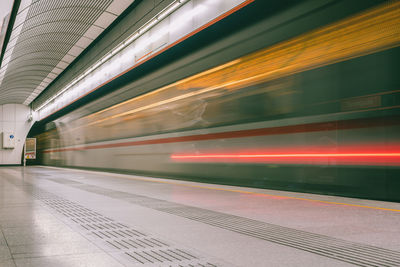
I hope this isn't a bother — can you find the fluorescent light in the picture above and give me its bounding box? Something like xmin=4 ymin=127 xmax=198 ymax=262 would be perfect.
xmin=111 ymin=45 xmax=122 ymax=55
xmin=37 ymin=0 xmax=209 ymax=116
xmin=139 ymin=19 xmax=158 ymax=34
xmin=101 ymin=53 xmax=112 ymax=63
xmin=37 ymin=0 xmax=181 ymax=113
xmin=124 ymin=32 xmax=139 ymax=45
xmin=158 ymin=1 xmax=180 ymax=20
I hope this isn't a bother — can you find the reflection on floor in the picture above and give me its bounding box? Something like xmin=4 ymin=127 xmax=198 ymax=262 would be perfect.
xmin=1 ymin=166 xmax=400 ymax=266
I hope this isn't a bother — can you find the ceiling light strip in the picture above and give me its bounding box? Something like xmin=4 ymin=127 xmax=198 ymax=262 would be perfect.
xmin=36 ymin=0 xmax=253 ymax=119
xmin=35 ymin=0 xmax=189 ymax=112
xmin=23 ymin=0 xmax=135 ymax=106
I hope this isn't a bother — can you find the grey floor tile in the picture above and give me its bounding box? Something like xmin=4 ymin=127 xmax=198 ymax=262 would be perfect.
xmin=14 ymin=252 xmax=123 ymax=267
xmin=0 ymin=259 xmax=16 ymax=267
xmin=3 ymin=166 xmax=400 ymax=267
xmin=10 ymin=241 xmax=101 ymax=259
xmin=0 ymin=245 xmax=12 ymax=260
xmin=0 ymin=234 xmax=7 ymax=246
xmin=0 ymin=217 xmax=60 ymax=228
xmin=3 ymin=230 xmax=88 ymax=246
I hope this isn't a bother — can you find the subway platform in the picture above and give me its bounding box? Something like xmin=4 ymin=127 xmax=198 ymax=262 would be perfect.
xmin=1 ymin=166 xmax=400 ymax=267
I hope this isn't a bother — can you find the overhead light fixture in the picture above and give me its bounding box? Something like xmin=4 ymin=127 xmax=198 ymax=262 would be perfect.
xmin=124 ymin=32 xmax=139 ymax=45
xmin=36 ymin=0 xmax=189 ymax=112
xmin=157 ymin=1 xmax=180 ymax=20
xmin=36 ymin=0 xmax=225 ymax=117
xmin=139 ymin=19 xmax=158 ymax=34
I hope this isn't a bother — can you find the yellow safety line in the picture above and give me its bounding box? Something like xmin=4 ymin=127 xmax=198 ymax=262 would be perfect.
xmin=40 ymin=166 xmax=400 ymax=213
xmin=119 ymin=174 xmax=400 ymax=213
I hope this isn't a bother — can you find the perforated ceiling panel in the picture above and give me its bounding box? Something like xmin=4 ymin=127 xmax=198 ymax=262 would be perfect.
xmin=0 ymin=0 xmax=134 ymax=105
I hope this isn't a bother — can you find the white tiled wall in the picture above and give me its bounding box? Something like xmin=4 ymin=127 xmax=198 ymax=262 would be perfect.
xmin=0 ymin=104 xmax=34 ymax=165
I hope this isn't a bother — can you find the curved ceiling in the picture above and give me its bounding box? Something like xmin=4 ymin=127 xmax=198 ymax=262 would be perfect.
xmin=0 ymin=0 xmax=134 ymax=105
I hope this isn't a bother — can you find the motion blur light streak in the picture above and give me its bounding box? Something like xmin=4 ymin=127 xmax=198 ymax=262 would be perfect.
xmin=171 ymin=151 xmax=400 ymax=166
xmin=85 ymin=59 xmax=241 ymax=120
xmin=35 ymin=1 xmax=400 ymax=201
xmin=172 ymin=154 xmax=400 ymax=158
xmin=36 ymin=0 xmax=254 ymax=119
xmin=65 ymin=1 xmax=399 ymax=128
xmin=41 ymin=117 xmax=400 ymax=154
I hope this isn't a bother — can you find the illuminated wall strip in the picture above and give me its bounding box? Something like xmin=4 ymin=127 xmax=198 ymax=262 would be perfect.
xmin=36 ymin=0 xmax=252 ymax=120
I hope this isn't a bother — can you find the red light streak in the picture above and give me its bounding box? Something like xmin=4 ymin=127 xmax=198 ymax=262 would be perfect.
xmin=171 ymin=150 xmax=400 ymax=166
xmin=172 ymin=153 xmax=400 ymax=158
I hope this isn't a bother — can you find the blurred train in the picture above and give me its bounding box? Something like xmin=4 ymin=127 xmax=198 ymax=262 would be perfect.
xmin=33 ymin=1 xmax=400 ymax=201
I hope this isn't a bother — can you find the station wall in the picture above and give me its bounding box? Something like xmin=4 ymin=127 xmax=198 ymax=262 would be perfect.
xmin=0 ymin=104 xmax=34 ymax=165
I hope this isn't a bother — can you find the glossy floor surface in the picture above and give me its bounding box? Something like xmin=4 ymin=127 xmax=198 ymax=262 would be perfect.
xmin=1 ymin=166 xmax=400 ymax=267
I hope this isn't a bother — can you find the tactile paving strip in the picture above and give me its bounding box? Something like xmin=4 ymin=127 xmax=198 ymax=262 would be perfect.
xmin=31 ymin=190 xmax=220 ymax=267
xmin=46 ymin=176 xmax=400 ymax=267
xmin=3 ymin=175 xmax=222 ymax=267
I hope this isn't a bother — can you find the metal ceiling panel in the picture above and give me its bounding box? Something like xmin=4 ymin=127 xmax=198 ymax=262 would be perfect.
xmin=0 ymin=0 xmax=134 ymax=105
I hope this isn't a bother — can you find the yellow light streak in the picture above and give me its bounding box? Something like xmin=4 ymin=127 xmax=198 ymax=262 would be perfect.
xmin=66 ymin=1 xmax=399 ymax=132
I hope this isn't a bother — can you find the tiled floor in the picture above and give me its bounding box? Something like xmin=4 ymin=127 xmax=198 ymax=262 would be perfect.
xmin=1 ymin=166 xmax=399 ymax=266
